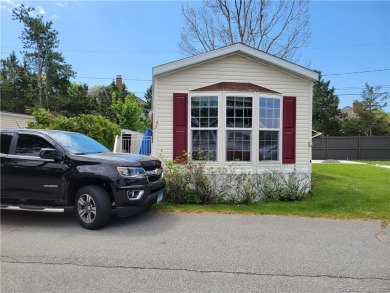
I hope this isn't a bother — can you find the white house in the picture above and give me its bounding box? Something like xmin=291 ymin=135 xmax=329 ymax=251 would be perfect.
xmin=151 ymin=43 xmax=318 ymax=178
xmin=0 ymin=111 xmax=35 ymax=129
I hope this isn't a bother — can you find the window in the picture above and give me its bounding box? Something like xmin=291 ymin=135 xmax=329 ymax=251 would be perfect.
xmin=15 ymin=135 xmax=52 ymax=157
xmin=187 ymin=92 xmax=282 ymax=163
xmin=1 ymin=134 xmax=13 ymax=154
xmin=226 ymin=96 xmax=252 ymax=161
xmin=259 ymin=97 xmax=281 ymax=161
xmin=191 ymin=96 xmax=218 ymax=161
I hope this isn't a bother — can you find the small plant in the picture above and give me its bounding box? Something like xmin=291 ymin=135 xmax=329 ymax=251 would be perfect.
xmin=253 ymin=171 xmax=284 ymax=201
xmin=279 ymin=170 xmax=311 ymax=201
xmin=224 ymin=166 xmax=258 ymax=204
xmin=162 ymin=159 xmax=190 ymax=204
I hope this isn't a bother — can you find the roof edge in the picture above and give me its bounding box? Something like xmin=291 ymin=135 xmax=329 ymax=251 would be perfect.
xmin=153 ymin=43 xmax=319 ymax=82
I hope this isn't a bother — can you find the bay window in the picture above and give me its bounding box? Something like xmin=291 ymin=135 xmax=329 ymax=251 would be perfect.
xmin=189 ymin=93 xmax=282 ymax=163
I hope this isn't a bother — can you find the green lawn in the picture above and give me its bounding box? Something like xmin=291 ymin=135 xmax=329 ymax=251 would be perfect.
xmin=152 ymin=164 xmax=390 ymax=220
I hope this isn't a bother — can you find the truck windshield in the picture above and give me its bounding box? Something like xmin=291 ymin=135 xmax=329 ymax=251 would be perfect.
xmin=50 ymin=132 xmax=110 ymax=155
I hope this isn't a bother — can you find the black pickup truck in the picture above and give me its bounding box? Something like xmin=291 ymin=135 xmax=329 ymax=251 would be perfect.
xmin=0 ymin=129 xmax=165 ymax=229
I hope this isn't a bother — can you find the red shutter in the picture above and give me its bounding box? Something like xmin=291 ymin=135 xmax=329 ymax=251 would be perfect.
xmin=282 ymin=96 xmax=296 ymax=164
xmin=173 ymin=93 xmax=188 ymax=161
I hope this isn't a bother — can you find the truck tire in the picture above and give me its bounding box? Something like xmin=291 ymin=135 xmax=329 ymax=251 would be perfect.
xmin=74 ymin=185 xmax=112 ymax=230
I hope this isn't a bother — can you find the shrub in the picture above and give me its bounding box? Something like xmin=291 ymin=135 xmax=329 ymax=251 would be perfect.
xmin=224 ymin=169 xmax=258 ymax=204
xmin=28 ymin=108 xmax=120 ymax=149
xmin=161 ymin=154 xmax=311 ymax=205
xmin=279 ymin=170 xmax=311 ymax=201
xmin=186 ymin=156 xmax=227 ymax=204
xmin=163 ymin=159 xmax=191 ymax=204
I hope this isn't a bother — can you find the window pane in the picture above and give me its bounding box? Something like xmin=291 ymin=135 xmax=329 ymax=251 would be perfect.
xmin=226 ymin=96 xmax=252 ymax=128
xmin=192 ymin=130 xmax=217 ymax=161
xmin=226 ymin=130 xmax=251 ymax=162
xmin=259 ymin=97 xmax=280 ymax=129
xmin=15 ymin=135 xmax=52 ymax=156
xmin=191 ymin=96 xmax=218 ymax=128
xmin=259 ymin=131 xmax=279 ymax=161
xmin=1 ymin=134 xmax=13 ymax=154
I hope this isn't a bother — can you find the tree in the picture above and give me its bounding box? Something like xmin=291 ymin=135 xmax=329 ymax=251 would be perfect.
xmin=179 ymin=0 xmax=311 ymax=61
xmin=144 ymin=85 xmax=152 ymax=113
xmin=111 ymin=93 xmax=150 ymax=133
xmin=355 ymin=83 xmax=389 ymax=136
xmin=12 ymin=4 xmax=75 ymax=109
xmin=54 ymin=83 xmax=98 ymax=117
xmin=340 ymin=117 xmax=365 ymax=136
xmin=312 ymin=72 xmax=345 ymax=136
xmin=89 ymin=81 xmax=130 ymax=123
xmin=0 ymin=51 xmax=36 ymax=113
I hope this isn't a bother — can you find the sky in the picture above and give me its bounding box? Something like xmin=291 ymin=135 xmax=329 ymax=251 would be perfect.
xmin=1 ymin=0 xmax=389 ymax=112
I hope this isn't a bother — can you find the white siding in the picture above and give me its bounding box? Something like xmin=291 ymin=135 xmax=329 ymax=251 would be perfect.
xmin=0 ymin=112 xmax=35 ymax=129
xmin=153 ymin=53 xmax=313 ymax=172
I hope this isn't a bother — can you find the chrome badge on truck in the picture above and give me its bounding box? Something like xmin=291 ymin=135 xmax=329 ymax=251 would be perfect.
xmin=145 ymin=168 xmax=163 ymax=176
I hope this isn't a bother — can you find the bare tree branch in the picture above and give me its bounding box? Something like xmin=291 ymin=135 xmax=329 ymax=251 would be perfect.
xmin=179 ymin=0 xmax=311 ymax=62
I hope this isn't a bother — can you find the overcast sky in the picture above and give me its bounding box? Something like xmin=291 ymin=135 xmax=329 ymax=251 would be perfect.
xmin=1 ymin=0 xmax=389 ymax=111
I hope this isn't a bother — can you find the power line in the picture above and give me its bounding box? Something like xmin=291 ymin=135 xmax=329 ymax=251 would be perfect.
xmin=3 ymin=42 xmax=389 ymax=53
xmin=76 ymin=76 xmax=151 ymax=82
xmin=323 ymin=69 xmax=390 ymax=76
xmin=305 ymin=42 xmax=390 ymax=50
xmin=1 ymin=47 xmax=180 ymax=55
xmin=336 ymin=85 xmax=390 ymax=91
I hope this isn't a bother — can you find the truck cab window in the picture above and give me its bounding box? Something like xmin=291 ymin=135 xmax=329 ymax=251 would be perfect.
xmin=0 ymin=133 xmax=13 ymax=154
xmin=15 ymin=135 xmax=52 ymax=156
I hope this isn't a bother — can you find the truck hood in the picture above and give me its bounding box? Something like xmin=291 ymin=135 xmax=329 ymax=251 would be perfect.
xmin=75 ymin=152 xmax=161 ymax=168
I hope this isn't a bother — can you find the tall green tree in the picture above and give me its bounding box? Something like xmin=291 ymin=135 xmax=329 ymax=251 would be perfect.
xmin=144 ymin=85 xmax=152 ymax=113
xmin=356 ymin=83 xmax=389 ymax=136
xmin=0 ymin=51 xmax=35 ymax=113
xmin=90 ymin=81 xmax=129 ymax=123
xmin=312 ymin=72 xmax=345 ymax=136
xmin=12 ymin=4 xmax=75 ymax=110
xmin=55 ymin=83 xmax=97 ymax=117
xmin=112 ymin=93 xmax=150 ymax=132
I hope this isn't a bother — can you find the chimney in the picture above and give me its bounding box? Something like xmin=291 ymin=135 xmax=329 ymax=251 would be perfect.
xmin=352 ymin=100 xmax=359 ymax=112
xmin=116 ymin=75 xmax=123 ymax=91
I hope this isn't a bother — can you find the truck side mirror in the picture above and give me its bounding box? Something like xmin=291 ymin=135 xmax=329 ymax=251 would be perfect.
xmin=39 ymin=148 xmax=62 ymax=161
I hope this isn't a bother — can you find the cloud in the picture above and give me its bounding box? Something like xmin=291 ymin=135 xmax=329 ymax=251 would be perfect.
xmin=51 ymin=14 xmax=59 ymax=19
xmin=37 ymin=6 xmax=46 ymax=14
xmin=57 ymin=2 xmax=68 ymax=8
xmin=0 ymin=0 xmax=16 ymax=12
xmin=1 ymin=0 xmax=15 ymax=4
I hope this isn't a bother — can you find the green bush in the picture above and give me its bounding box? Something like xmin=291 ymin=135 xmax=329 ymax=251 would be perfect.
xmin=163 ymin=159 xmax=191 ymax=204
xmin=28 ymin=108 xmax=120 ymax=149
xmin=161 ymin=154 xmax=311 ymax=205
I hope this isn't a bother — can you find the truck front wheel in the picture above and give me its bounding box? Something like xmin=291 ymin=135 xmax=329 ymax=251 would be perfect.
xmin=74 ymin=185 xmax=112 ymax=230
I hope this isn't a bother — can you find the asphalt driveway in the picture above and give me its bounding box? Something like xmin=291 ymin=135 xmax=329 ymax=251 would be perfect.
xmin=1 ymin=210 xmax=389 ymax=292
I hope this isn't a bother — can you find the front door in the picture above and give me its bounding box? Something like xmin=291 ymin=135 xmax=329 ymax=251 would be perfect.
xmin=5 ymin=133 xmax=65 ymax=202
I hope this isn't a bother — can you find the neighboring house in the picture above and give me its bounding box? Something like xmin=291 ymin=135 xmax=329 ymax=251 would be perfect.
xmin=341 ymin=101 xmax=359 ymax=118
xmin=151 ymin=43 xmax=318 ymax=178
xmin=0 ymin=111 xmax=35 ymax=129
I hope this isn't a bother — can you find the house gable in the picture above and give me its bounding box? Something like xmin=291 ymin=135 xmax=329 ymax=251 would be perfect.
xmin=153 ymin=43 xmax=318 ymax=83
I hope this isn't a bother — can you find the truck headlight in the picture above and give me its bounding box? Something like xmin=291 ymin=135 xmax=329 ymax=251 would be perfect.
xmin=117 ymin=167 xmax=145 ymax=177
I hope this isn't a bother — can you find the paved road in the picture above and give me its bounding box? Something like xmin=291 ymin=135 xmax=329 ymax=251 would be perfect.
xmin=1 ymin=210 xmax=389 ymax=293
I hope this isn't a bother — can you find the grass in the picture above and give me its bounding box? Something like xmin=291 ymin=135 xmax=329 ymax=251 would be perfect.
xmin=152 ymin=164 xmax=390 ymax=220
xmin=355 ymin=160 xmax=390 ymax=165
